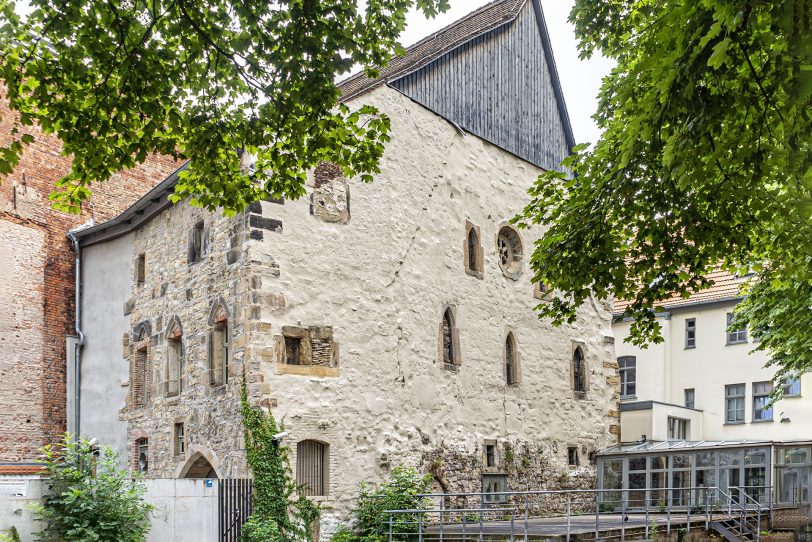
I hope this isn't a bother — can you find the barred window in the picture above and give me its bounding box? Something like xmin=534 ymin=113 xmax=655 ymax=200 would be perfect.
xmin=136 ymin=438 xmax=149 ymax=474
xmin=297 ymin=440 xmax=328 ymax=496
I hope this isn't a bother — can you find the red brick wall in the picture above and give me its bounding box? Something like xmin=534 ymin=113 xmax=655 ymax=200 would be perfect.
xmin=0 ymin=95 xmax=180 ymax=463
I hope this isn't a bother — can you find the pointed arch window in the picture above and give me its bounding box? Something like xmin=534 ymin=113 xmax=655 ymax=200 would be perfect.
xmin=464 ymin=221 xmax=483 ymax=278
xmin=166 ymin=320 xmax=183 ymax=397
xmin=572 ymin=346 xmax=587 ymax=394
xmin=505 ymin=332 xmax=519 ymax=385
xmin=439 ymin=307 xmax=461 ymax=369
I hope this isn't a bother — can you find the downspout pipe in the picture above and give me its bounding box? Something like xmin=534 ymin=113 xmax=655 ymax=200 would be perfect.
xmin=67 ymin=229 xmax=85 ymax=439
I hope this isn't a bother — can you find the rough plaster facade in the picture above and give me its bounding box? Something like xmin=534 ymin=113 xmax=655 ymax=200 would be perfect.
xmin=78 ymin=86 xmax=620 ymax=531
xmin=0 ymin=94 xmax=179 ymax=464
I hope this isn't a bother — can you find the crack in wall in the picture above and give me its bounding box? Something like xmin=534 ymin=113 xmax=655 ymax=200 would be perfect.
xmin=384 ymin=131 xmax=463 ymax=289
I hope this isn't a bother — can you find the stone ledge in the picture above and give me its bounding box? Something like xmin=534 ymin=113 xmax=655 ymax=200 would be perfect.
xmin=274 ymin=363 xmax=339 ymax=378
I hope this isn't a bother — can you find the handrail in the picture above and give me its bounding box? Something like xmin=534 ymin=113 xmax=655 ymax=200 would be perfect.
xmin=383 ymin=486 xmax=773 ymax=542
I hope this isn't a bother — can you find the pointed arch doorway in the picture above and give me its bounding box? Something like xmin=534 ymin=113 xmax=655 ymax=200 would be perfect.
xmin=179 ymin=451 xmax=220 ymax=479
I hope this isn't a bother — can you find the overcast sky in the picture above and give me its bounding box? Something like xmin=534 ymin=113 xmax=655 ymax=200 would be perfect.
xmin=399 ymin=1 xmax=614 ymax=145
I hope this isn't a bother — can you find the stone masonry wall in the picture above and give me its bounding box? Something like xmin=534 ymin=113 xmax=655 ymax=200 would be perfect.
xmin=107 ymin=85 xmax=619 ymax=535
xmin=0 ymin=94 xmax=179 ymax=463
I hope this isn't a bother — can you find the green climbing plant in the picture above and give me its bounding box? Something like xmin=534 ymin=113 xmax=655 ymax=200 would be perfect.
xmin=240 ymin=379 xmax=319 ymax=542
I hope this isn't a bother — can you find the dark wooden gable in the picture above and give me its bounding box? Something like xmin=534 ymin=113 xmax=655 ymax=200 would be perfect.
xmin=389 ymin=0 xmax=572 ymax=172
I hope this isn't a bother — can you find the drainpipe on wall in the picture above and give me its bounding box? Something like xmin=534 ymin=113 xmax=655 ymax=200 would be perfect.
xmin=67 ymin=229 xmax=85 ymax=438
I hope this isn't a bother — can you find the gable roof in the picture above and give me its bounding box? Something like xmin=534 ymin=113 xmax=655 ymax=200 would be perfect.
xmin=613 ymin=269 xmax=748 ymax=314
xmin=338 ymin=0 xmax=526 ymax=102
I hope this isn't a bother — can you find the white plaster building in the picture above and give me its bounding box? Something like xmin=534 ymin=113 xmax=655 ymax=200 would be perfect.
xmin=607 ymin=269 xmax=812 ymax=512
xmin=612 ymin=270 xmax=812 ymax=443
xmin=69 ymin=0 xmax=621 ymax=535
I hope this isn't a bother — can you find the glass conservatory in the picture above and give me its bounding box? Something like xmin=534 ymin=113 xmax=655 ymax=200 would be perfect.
xmin=596 ymin=440 xmax=812 ymax=511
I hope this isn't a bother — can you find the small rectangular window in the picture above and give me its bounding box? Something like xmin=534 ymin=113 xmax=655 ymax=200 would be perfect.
xmin=618 ymin=356 xmax=636 ymax=398
xmin=753 ymin=381 xmax=774 ymax=421
xmin=285 ymin=336 xmax=302 ymax=365
xmin=482 ymin=474 xmax=508 ymax=504
xmin=684 ymin=388 xmax=695 ymax=409
xmin=667 ymin=417 xmax=689 ymax=440
xmin=189 ymin=221 xmax=205 ymax=263
xmin=174 ymin=423 xmax=185 ymax=455
xmin=725 ymin=383 xmax=746 ymax=423
xmin=685 ymin=318 xmax=696 ymax=348
xmin=567 ymin=447 xmax=579 ymax=466
xmin=726 ymin=313 xmax=748 ymax=344
xmin=783 ymin=376 xmax=801 ymax=397
xmin=135 ymin=253 xmax=146 ymax=285
xmin=485 ymin=444 xmax=496 ymax=468
xmin=137 ymin=438 xmax=149 ymax=473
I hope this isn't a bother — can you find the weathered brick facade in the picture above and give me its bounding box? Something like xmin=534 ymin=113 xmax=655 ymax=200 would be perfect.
xmin=0 ymin=94 xmax=179 ymax=464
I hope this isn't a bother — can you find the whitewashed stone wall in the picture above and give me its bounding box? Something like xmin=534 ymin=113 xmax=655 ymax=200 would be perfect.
xmin=112 ymin=85 xmax=619 ymax=533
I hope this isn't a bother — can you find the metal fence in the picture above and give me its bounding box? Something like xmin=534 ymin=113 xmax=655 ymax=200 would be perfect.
xmin=218 ymin=478 xmax=253 ymax=542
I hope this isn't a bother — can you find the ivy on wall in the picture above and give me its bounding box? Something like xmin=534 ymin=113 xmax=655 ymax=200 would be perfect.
xmin=240 ymin=380 xmax=319 ymax=542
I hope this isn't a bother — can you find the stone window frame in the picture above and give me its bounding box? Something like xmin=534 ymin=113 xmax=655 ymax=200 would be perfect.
xmin=207 ymin=299 xmax=231 ymax=387
xmin=173 ymin=421 xmax=186 ymax=457
xmin=495 ymin=223 xmax=524 ymax=280
xmin=463 ymin=220 xmax=484 ymax=279
xmin=130 ymin=322 xmax=152 ymax=409
xmin=275 ymin=325 xmax=340 ymax=377
xmin=296 ymin=439 xmax=330 ymax=497
xmin=567 ymin=446 xmax=580 ymax=467
xmin=438 ymin=305 xmax=461 ymax=371
xmin=135 ymin=252 xmax=146 ymax=286
xmin=533 ymin=281 xmax=553 ymax=301
xmin=571 ymin=343 xmax=589 ymax=397
xmin=165 ymin=316 xmax=184 ymax=397
xmin=188 ymin=220 xmax=209 ymax=264
xmin=504 ymin=331 xmax=521 ymax=386
xmin=483 ymin=439 xmax=498 ymax=470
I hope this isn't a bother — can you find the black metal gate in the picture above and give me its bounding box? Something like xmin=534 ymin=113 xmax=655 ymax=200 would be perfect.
xmin=218 ymin=479 xmax=253 ymax=542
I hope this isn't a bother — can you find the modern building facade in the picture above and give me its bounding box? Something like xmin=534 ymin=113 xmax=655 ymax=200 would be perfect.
xmin=605 ymin=270 xmax=812 ymax=514
xmin=70 ymin=0 xmax=621 ymax=532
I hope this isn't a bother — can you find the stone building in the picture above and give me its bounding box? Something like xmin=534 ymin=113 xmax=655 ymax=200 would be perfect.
xmin=71 ymin=0 xmax=620 ymax=530
xmin=0 ymin=92 xmax=179 ymax=470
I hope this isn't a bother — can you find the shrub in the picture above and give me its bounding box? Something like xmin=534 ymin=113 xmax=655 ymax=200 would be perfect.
xmin=31 ymin=434 xmax=152 ymax=542
xmin=355 ymin=466 xmax=432 ymax=542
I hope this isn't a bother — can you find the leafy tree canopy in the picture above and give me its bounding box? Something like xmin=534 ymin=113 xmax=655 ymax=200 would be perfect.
xmin=0 ymin=0 xmax=448 ymax=214
xmin=515 ymin=0 xmax=811 ymax=381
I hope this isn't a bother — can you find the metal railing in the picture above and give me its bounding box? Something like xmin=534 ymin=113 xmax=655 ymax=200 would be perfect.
xmin=384 ymin=485 xmax=772 ymax=542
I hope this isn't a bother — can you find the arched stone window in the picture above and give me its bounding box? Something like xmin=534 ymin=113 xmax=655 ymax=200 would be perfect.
xmin=505 ymin=332 xmax=519 ymax=385
xmin=572 ymin=346 xmax=587 ymax=394
xmin=438 ymin=307 xmax=461 ymax=369
xmin=208 ymin=302 xmax=230 ymax=387
xmin=496 ymin=225 xmax=523 ymax=280
xmin=464 ymin=221 xmax=483 ymax=278
xmin=166 ymin=319 xmax=183 ymax=397
xmin=296 ymin=440 xmax=328 ymax=496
